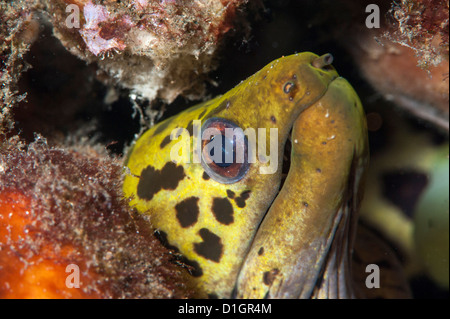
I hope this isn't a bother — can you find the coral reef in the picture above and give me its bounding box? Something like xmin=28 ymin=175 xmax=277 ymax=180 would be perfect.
xmin=387 ymin=0 xmax=449 ymax=68
xmin=337 ymin=0 xmax=449 ymax=131
xmin=0 ymin=137 xmax=193 ymax=298
xmin=0 ymin=0 xmax=41 ymax=135
xmin=350 ymin=37 xmax=449 ymax=131
xmin=12 ymin=23 xmax=109 ymax=144
xmin=44 ymin=0 xmax=251 ymax=103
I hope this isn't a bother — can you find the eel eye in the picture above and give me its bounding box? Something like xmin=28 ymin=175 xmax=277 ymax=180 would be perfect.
xmin=201 ymin=118 xmax=250 ymax=184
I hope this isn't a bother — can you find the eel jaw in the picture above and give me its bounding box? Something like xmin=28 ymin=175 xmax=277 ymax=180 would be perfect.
xmin=233 ymin=77 xmax=368 ymax=299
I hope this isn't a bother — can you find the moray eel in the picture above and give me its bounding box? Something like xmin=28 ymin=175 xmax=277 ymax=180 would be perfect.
xmin=123 ymin=52 xmax=407 ymax=298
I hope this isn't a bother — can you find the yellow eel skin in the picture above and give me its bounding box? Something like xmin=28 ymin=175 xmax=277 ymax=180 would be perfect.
xmin=123 ymin=52 xmax=369 ymax=298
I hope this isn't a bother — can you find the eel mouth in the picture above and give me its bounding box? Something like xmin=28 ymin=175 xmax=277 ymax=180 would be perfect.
xmin=280 ymin=130 xmax=293 ymax=192
xmin=235 ymin=75 xmax=362 ymax=299
xmin=277 ymin=54 xmax=338 ymax=192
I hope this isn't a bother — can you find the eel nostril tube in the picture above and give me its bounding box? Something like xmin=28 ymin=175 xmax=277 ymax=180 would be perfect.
xmin=312 ymin=53 xmax=334 ymax=69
